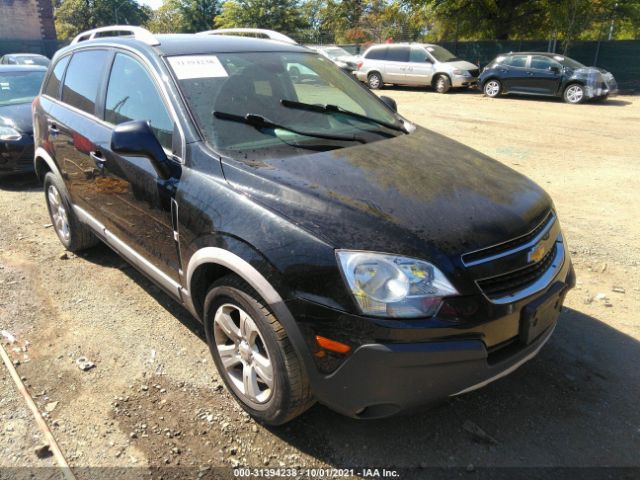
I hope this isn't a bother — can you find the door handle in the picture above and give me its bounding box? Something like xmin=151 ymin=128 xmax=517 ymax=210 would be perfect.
xmin=47 ymin=123 xmax=59 ymax=136
xmin=90 ymin=150 xmax=106 ymax=168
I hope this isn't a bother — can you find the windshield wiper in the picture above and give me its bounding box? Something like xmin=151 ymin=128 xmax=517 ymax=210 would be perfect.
xmin=281 ymin=99 xmax=409 ymax=134
xmin=213 ymin=111 xmax=367 ymax=144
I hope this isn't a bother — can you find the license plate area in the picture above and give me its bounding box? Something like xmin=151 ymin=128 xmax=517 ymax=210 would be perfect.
xmin=520 ymin=283 xmax=566 ymax=345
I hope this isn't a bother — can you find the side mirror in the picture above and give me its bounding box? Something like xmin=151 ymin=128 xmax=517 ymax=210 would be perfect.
xmin=379 ymin=95 xmax=397 ymax=112
xmin=550 ymin=66 xmax=561 ymax=74
xmin=425 ymin=58 xmax=433 ymax=64
xmin=111 ymin=120 xmax=172 ymax=179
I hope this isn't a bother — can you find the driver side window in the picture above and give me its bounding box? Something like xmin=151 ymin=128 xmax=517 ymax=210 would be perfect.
xmin=531 ymin=56 xmax=561 ymax=71
xmin=105 ymin=53 xmax=174 ymax=152
xmin=410 ymin=48 xmax=429 ymax=63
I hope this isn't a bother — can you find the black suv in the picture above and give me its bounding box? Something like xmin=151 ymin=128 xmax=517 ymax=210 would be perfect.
xmin=479 ymin=52 xmax=618 ymax=103
xmin=33 ymin=27 xmax=575 ymax=424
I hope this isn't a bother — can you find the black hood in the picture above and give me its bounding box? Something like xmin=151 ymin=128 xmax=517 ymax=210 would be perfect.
xmin=0 ymin=102 xmax=33 ymax=134
xmin=221 ymin=127 xmax=552 ymax=263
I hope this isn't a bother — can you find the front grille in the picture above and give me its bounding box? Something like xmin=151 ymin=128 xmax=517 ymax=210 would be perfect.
xmin=468 ymin=68 xmax=480 ymax=77
xmin=462 ymin=211 xmax=554 ymax=266
xmin=477 ymin=243 xmax=557 ymax=299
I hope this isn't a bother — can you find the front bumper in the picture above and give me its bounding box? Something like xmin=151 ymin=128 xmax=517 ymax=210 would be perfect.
xmin=451 ymin=74 xmax=479 ymax=88
xmin=0 ymin=135 xmax=35 ymax=176
xmin=291 ymin=258 xmax=575 ymax=419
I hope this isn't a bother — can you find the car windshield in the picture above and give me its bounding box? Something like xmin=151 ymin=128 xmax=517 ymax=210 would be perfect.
xmin=323 ymin=47 xmax=350 ymax=59
xmin=170 ymin=51 xmax=405 ymax=158
xmin=554 ymin=55 xmax=585 ymax=69
xmin=425 ymin=45 xmax=460 ymax=63
xmin=0 ymin=70 xmax=45 ymax=106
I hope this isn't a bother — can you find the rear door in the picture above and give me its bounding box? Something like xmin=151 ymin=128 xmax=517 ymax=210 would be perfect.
xmin=53 ymin=49 xmax=111 ymax=209
xmin=383 ymin=46 xmax=410 ymax=83
xmin=501 ymin=54 xmax=530 ymax=92
xmin=91 ymin=51 xmax=182 ymax=281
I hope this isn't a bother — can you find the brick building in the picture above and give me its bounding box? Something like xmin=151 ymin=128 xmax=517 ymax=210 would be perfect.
xmin=0 ymin=0 xmax=57 ymax=40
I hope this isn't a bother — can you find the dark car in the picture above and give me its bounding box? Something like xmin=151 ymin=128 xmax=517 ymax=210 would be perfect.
xmin=0 ymin=53 xmax=50 ymax=67
xmin=0 ymin=65 xmax=46 ymax=176
xmin=33 ymin=26 xmax=574 ymax=425
xmin=479 ymin=52 xmax=618 ymax=104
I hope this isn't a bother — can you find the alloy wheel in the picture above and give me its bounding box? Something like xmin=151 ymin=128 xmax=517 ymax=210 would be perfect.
xmin=485 ymin=80 xmax=500 ymax=97
xmin=47 ymin=185 xmax=70 ymax=243
xmin=214 ymin=303 xmax=274 ymax=404
xmin=565 ymin=85 xmax=584 ymax=103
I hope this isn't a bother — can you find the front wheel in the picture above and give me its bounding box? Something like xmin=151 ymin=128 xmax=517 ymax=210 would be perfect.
xmin=204 ymin=275 xmax=314 ymax=425
xmin=563 ymin=84 xmax=585 ymax=104
xmin=484 ymin=79 xmax=502 ymax=97
xmin=434 ymin=74 xmax=451 ymax=93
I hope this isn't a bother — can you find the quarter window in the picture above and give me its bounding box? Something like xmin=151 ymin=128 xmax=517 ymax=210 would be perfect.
xmin=62 ymin=50 xmax=109 ymax=115
xmin=105 ymin=53 xmax=174 ymax=151
xmin=43 ymin=55 xmax=70 ymax=99
xmin=386 ymin=47 xmax=410 ymax=63
xmin=365 ymin=48 xmax=387 ymax=60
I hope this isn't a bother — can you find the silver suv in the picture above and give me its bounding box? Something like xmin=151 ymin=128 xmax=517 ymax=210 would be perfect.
xmin=355 ymin=43 xmax=479 ymax=93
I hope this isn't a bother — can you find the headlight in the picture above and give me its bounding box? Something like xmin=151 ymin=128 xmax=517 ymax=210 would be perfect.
xmin=337 ymin=251 xmax=459 ymax=318
xmin=0 ymin=126 xmax=22 ymax=141
xmin=452 ymin=69 xmax=470 ymax=76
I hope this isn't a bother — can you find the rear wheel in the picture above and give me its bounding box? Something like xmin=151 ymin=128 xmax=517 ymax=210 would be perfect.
xmin=434 ymin=74 xmax=451 ymax=93
xmin=563 ymin=83 xmax=585 ymax=104
xmin=204 ymin=275 xmax=314 ymax=425
xmin=484 ymin=79 xmax=502 ymax=97
xmin=43 ymin=172 xmax=98 ymax=252
xmin=367 ymin=72 xmax=383 ymax=90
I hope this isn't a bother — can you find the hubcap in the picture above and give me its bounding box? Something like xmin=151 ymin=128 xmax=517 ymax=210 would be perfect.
xmin=437 ymin=77 xmax=446 ymax=91
xmin=485 ymin=81 xmax=500 ymax=96
xmin=566 ymin=85 xmax=583 ymax=103
xmin=47 ymin=185 xmax=70 ymax=242
xmin=214 ymin=303 xmax=273 ymax=404
xmin=369 ymin=75 xmax=380 ymax=88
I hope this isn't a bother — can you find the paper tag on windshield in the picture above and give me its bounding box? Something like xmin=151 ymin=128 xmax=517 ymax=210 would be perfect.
xmin=168 ymin=55 xmax=228 ymax=79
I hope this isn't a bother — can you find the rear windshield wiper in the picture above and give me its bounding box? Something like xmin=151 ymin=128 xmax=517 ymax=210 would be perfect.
xmin=213 ymin=111 xmax=367 ymax=144
xmin=280 ymin=99 xmax=409 ymax=134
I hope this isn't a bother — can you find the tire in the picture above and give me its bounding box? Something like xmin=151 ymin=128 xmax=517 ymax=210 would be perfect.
xmin=434 ymin=74 xmax=451 ymax=93
xmin=483 ymin=79 xmax=502 ymax=97
xmin=367 ymin=72 xmax=383 ymax=90
xmin=204 ymin=275 xmax=314 ymax=425
xmin=563 ymin=83 xmax=585 ymax=104
xmin=43 ymin=172 xmax=98 ymax=252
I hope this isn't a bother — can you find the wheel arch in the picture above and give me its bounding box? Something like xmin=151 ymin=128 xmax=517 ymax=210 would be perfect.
xmin=34 ymin=147 xmax=62 ymax=183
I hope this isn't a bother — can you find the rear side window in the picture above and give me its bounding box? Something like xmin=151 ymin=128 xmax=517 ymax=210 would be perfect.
xmin=104 ymin=53 xmax=174 ymax=151
xmin=505 ymin=55 xmax=528 ymax=68
xmin=386 ymin=47 xmax=410 ymax=62
xmin=365 ymin=48 xmax=387 ymax=60
xmin=43 ymin=55 xmax=70 ymax=99
xmin=62 ymin=50 xmax=109 ymax=115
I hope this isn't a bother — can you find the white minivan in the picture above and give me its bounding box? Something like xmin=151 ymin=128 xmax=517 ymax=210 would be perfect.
xmin=355 ymin=43 xmax=479 ymax=92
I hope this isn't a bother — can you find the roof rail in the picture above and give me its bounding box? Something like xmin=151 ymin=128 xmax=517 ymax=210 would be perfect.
xmin=71 ymin=25 xmax=160 ymax=46
xmin=197 ymin=28 xmax=297 ymax=45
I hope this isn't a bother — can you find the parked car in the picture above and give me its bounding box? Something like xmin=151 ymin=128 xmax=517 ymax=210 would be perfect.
xmin=0 ymin=53 xmax=50 ymax=67
xmin=34 ymin=26 xmax=574 ymax=425
xmin=479 ymin=52 xmax=618 ymax=104
xmin=354 ymin=43 xmax=479 ymax=92
xmin=309 ymin=45 xmax=360 ymax=72
xmin=0 ymin=65 xmax=47 ymax=177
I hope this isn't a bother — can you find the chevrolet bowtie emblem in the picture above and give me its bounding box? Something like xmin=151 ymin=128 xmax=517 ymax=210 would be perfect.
xmin=528 ymin=242 xmax=546 ymax=263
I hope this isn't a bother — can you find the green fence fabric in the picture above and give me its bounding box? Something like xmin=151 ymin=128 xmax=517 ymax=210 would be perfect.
xmin=1 ymin=38 xmax=637 ymax=92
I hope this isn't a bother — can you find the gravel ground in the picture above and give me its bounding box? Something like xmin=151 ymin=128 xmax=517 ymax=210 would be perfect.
xmin=0 ymin=90 xmax=638 ymax=478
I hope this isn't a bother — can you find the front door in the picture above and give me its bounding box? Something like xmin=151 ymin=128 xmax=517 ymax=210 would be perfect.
xmin=91 ymin=52 xmax=183 ymax=283
xmin=524 ymin=55 xmax=563 ymax=95
xmin=406 ymin=46 xmax=435 ymax=86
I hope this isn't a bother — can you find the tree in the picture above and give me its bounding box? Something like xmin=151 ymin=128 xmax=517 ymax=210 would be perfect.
xmin=146 ymin=0 xmax=184 ymax=32
xmin=55 ymin=0 xmax=151 ymax=40
xmin=215 ymin=0 xmax=307 ymax=34
xmin=180 ymin=0 xmax=220 ymax=32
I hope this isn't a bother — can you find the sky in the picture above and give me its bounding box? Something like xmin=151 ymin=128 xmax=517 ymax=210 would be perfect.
xmin=138 ymin=0 xmax=162 ymax=10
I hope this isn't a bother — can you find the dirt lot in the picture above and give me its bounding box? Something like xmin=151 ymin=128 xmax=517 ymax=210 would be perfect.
xmin=1 ymin=90 xmax=639 ymax=478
